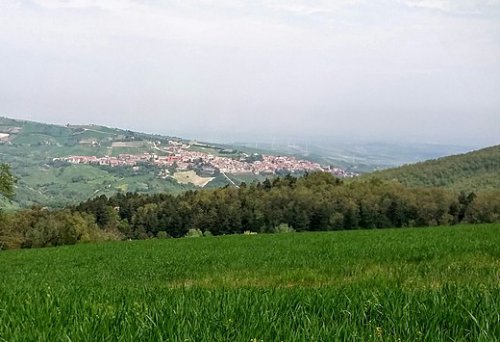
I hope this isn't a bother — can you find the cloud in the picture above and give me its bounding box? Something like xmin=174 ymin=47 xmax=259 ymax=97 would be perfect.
xmin=266 ymin=0 xmax=361 ymax=16
xmin=30 ymin=0 xmax=143 ymax=11
xmin=398 ymin=0 xmax=500 ymax=14
xmin=20 ymin=0 xmax=500 ymax=17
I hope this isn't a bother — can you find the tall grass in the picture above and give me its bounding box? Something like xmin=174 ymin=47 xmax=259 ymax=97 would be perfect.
xmin=0 ymin=224 xmax=498 ymax=341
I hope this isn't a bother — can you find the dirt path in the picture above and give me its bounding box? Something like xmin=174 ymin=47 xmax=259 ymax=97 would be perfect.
xmin=221 ymin=171 xmax=239 ymax=188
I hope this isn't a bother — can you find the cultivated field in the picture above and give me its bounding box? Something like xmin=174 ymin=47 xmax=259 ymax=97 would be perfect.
xmin=0 ymin=225 xmax=498 ymax=341
xmin=173 ymin=170 xmax=214 ymax=187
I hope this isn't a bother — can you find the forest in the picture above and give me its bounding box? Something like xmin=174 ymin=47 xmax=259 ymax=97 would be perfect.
xmin=367 ymin=145 xmax=500 ymax=191
xmin=1 ymin=172 xmax=499 ymax=250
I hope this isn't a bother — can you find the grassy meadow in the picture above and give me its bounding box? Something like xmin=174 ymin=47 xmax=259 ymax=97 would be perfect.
xmin=0 ymin=224 xmax=499 ymax=341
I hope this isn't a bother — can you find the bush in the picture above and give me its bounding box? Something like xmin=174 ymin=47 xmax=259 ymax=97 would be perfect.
xmin=185 ymin=228 xmax=203 ymax=238
xmin=1 ymin=209 xmax=118 ymax=249
xmin=273 ymin=223 xmax=295 ymax=233
xmin=156 ymin=231 xmax=170 ymax=239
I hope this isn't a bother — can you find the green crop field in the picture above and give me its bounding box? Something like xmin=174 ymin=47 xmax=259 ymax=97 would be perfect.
xmin=0 ymin=224 xmax=499 ymax=341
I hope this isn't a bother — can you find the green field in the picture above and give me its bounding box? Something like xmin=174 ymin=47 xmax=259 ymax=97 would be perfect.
xmin=0 ymin=225 xmax=499 ymax=341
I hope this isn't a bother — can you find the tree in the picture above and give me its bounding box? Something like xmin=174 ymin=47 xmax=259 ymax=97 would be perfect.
xmin=0 ymin=164 xmax=15 ymax=199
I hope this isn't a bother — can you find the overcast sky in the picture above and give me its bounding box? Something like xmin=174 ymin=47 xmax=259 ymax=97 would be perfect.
xmin=0 ymin=0 xmax=499 ymax=146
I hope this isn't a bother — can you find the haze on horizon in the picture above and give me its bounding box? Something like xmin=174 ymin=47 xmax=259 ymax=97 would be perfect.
xmin=0 ymin=0 xmax=499 ymax=147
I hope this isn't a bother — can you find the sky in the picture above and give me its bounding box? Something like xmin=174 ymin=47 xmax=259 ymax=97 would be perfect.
xmin=0 ymin=0 xmax=499 ymax=146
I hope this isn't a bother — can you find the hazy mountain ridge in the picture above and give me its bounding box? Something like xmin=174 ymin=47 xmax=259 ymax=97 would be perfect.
xmin=365 ymin=145 xmax=500 ymax=192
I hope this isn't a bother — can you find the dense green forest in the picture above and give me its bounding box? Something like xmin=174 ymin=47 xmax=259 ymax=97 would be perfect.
xmin=75 ymin=173 xmax=500 ymax=238
xmin=1 ymin=172 xmax=499 ymax=249
xmin=366 ymin=145 xmax=500 ymax=191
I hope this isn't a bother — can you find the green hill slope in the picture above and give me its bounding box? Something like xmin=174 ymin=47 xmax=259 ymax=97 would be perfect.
xmin=2 ymin=116 xmax=496 ymax=207
xmin=0 ymin=117 xmax=274 ymax=207
xmin=0 ymin=117 xmax=201 ymax=207
xmin=366 ymin=145 xmax=500 ymax=192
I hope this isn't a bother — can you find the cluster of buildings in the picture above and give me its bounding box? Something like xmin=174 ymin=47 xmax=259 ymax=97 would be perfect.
xmin=62 ymin=154 xmax=154 ymax=167
xmin=252 ymin=155 xmax=323 ymax=175
xmin=60 ymin=143 xmax=357 ymax=178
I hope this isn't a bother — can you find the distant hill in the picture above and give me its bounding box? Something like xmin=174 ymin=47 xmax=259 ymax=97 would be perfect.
xmin=0 ymin=117 xmax=224 ymax=208
xmin=1 ymin=116 xmax=492 ymax=208
xmin=0 ymin=117 xmax=312 ymax=207
xmin=0 ymin=117 xmax=270 ymax=209
xmin=365 ymin=145 xmax=500 ymax=192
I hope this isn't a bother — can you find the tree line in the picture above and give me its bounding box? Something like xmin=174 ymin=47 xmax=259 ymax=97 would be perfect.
xmin=76 ymin=172 xmax=499 ymax=239
xmin=1 ymin=171 xmax=499 ymax=250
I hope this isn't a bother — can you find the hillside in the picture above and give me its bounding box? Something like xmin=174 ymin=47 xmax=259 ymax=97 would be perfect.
xmin=0 ymin=117 xmax=333 ymax=208
xmin=0 ymin=117 xmax=202 ymax=207
xmin=366 ymin=145 xmax=500 ymax=192
xmin=1 ymin=116 xmax=494 ymax=208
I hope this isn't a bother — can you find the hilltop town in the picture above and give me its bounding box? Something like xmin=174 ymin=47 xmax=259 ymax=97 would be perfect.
xmin=60 ymin=140 xmax=357 ymax=178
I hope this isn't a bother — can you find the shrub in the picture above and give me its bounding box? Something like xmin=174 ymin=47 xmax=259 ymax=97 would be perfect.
xmin=156 ymin=231 xmax=170 ymax=239
xmin=273 ymin=223 xmax=295 ymax=233
xmin=185 ymin=228 xmax=203 ymax=238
